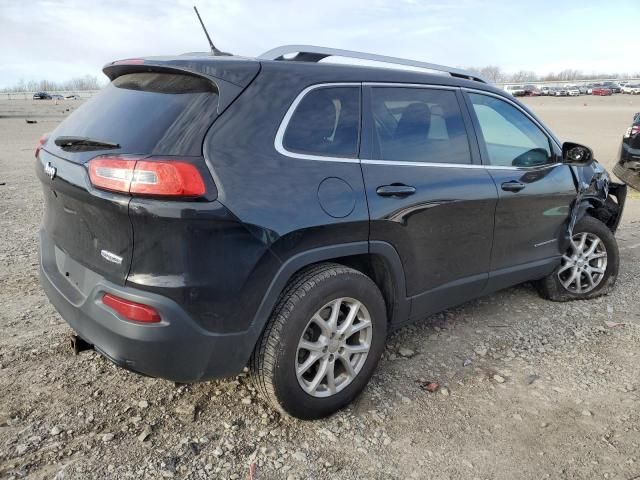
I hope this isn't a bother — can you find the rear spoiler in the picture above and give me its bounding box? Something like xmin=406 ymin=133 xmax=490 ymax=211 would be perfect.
xmin=103 ymin=56 xmax=260 ymax=114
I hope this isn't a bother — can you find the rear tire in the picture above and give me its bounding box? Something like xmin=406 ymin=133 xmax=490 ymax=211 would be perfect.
xmin=537 ymin=216 xmax=619 ymax=302
xmin=250 ymin=263 xmax=387 ymax=419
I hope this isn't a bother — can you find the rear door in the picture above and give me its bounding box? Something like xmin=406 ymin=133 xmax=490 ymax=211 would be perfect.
xmin=361 ymin=85 xmax=498 ymax=321
xmin=463 ymin=90 xmax=576 ymax=289
xmin=38 ymin=71 xmax=222 ymax=285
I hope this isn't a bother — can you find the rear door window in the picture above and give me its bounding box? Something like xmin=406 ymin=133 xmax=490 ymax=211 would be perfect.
xmin=370 ymin=87 xmax=471 ymax=164
xmin=282 ymin=86 xmax=360 ymax=158
xmin=49 ymin=72 xmax=220 ymax=161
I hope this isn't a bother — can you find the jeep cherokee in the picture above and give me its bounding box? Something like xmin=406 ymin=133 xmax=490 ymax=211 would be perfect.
xmin=37 ymin=45 xmax=627 ymax=419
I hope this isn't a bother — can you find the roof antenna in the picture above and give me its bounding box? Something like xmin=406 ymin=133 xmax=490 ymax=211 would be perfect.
xmin=193 ymin=5 xmax=230 ymax=56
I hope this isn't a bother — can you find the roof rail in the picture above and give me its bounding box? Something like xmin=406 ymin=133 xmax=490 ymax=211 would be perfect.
xmin=259 ymin=45 xmax=488 ymax=84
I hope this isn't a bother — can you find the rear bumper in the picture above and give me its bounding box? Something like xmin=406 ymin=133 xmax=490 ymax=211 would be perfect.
xmin=39 ymin=229 xmax=252 ymax=382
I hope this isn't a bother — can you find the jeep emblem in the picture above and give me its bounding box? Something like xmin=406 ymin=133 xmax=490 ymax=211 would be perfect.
xmin=44 ymin=162 xmax=57 ymax=180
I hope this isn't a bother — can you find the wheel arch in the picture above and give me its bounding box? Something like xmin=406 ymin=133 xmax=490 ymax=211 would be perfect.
xmin=246 ymin=241 xmax=410 ymax=352
xmin=575 ymin=182 xmax=627 ymax=234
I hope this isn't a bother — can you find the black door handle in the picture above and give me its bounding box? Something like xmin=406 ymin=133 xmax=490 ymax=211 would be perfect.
xmin=376 ymin=184 xmax=416 ymax=197
xmin=501 ymin=181 xmax=526 ymax=192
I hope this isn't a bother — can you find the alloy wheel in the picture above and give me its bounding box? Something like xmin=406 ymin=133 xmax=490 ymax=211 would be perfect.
xmin=295 ymin=297 xmax=373 ymax=398
xmin=558 ymin=232 xmax=608 ymax=294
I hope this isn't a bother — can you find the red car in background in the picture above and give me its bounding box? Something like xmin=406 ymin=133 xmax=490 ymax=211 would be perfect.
xmin=592 ymin=87 xmax=613 ymax=96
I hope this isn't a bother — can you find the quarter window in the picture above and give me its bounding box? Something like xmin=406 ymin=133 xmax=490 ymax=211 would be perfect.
xmin=468 ymin=93 xmax=552 ymax=167
xmin=282 ymin=86 xmax=360 ymax=158
xmin=371 ymin=87 xmax=471 ymax=164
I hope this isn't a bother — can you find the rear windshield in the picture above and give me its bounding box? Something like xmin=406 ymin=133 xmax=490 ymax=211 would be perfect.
xmin=50 ymin=72 xmax=219 ymax=158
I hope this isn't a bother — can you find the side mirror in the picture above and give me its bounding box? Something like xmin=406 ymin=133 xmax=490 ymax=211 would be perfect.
xmin=562 ymin=142 xmax=593 ymax=165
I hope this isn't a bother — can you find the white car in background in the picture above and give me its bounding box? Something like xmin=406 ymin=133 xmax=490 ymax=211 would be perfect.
xmin=539 ymin=86 xmax=553 ymax=96
xmin=503 ymin=85 xmax=526 ymax=96
xmin=622 ymin=84 xmax=640 ymax=94
xmin=566 ymin=86 xmax=580 ymax=96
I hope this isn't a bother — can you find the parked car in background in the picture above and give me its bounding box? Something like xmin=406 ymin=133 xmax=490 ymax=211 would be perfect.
xmin=35 ymin=45 xmax=628 ymax=419
xmin=539 ymin=86 xmax=553 ymax=96
xmin=504 ymin=84 xmax=526 ymax=96
xmin=566 ymin=86 xmax=580 ymax=96
xmin=504 ymin=85 xmax=527 ymax=96
xmin=65 ymin=94 xmax=81 ymax=100
xmin=33 ymin=92 xmax=52 ymax=100
xmin=622 ymin=84 xmax=640 ymax=95
xmin=602 ymin=82 xmax=621 ymax=93
xmin=614 ymin=112 xmax=640 ymax=190
xmin=592 ymin=87 xmax=613 ymax=96
xmin=51 ymin=94 xmax=64 ymax=100
xmin=554 ymin=88 xmax=569 ymax=96
xmin=578 ymin=85 xmax=590 ymax=94
xmin=523 ymin=85 xmax=541 ymax=96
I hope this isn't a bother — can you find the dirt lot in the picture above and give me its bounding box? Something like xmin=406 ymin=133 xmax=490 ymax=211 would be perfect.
xmin=1 ymin=95 xmax=640 ymax=480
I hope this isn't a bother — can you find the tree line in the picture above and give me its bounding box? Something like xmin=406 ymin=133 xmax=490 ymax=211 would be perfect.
xmin=1 ymin=75 xmax=104 ymax=93
xmin=466 ymin=66 xmax=640 ymax=84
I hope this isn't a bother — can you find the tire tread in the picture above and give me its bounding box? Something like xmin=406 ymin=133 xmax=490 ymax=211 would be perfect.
xmin=537 ymin=216 xmax=619 ymax=302
xmin=249 ymin=263 xmax=369 ymax=414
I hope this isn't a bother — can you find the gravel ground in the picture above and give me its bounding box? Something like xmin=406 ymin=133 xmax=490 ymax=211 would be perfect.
xmin=1 ymin=97 xmax=640 ymax=480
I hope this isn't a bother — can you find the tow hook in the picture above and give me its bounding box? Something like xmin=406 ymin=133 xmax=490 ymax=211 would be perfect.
xmin=70 ymin=334 xmax=93 ymax=355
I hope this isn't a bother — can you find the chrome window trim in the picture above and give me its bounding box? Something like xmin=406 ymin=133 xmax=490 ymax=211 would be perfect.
xmin=361 ymin=159 xmax=562 ymax=171
xmin=274 ymin=82 xmax=361 ymax=163
xmin=274 ymin=82 xmax=564 ymax=172
xmin=363 ymin=82 xmax=457 ymax=90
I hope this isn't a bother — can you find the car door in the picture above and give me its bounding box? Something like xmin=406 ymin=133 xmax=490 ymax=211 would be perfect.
xmin=360 ymin=85 xmax=498 ymax=322
xmin=463 ymin=90 xmax=577 ymax=291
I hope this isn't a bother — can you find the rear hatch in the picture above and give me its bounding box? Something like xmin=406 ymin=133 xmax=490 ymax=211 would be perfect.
xmin=38 ymin=62 xmax=257 ymax=286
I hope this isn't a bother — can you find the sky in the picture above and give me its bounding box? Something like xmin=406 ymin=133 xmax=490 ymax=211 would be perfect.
xmin=0 ymin=0 xmax=637 ymax=88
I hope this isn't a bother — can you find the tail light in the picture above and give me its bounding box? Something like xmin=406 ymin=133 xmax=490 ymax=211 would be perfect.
xmin=35 ymin=132 xmax=50 ymax=158
xmin=632 ymin=125 xmax=640 ymax=136
xmin=102 ymin=293 xmax=161 ymax=323
xmin=88 ymin=156 xmax=206 ymax=197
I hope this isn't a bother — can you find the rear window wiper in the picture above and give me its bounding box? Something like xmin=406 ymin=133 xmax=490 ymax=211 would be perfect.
xmin=54 ymin=136 xmax=120 ymax=151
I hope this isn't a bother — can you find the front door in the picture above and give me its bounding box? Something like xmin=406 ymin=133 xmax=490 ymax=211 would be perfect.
xmin=464 ymin=91 xmax=577 ymax=290
xmin=361 ymin=85 xmax=498 ymax=322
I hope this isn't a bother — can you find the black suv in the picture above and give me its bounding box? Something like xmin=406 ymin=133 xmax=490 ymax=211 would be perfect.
xmin=614 ymin=112 xmax=640 ymax=191
xmin=37 ymin=46 xmax=627 ymax=419
xmin=33 ymin=91 xmax=52 ymax=100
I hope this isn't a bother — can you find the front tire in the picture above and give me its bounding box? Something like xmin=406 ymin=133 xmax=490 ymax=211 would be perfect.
xmin=250 ymin=263 xmax=387 ymax=419
xmin=537 ymin=216 xmax=619 ymax=301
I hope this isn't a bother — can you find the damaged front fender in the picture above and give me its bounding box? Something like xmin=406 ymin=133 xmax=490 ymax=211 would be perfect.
xmin=566 ymin=161 xmax=627 ymax=243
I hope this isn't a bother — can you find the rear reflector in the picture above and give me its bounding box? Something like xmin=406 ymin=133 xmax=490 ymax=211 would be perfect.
xmin=88 ymin=156 xmax=206 ymax=197
xmin=102 ymin=293 xmax=161 ymax=323
xmin=35 ymin=132 xmax=50 ymax=158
